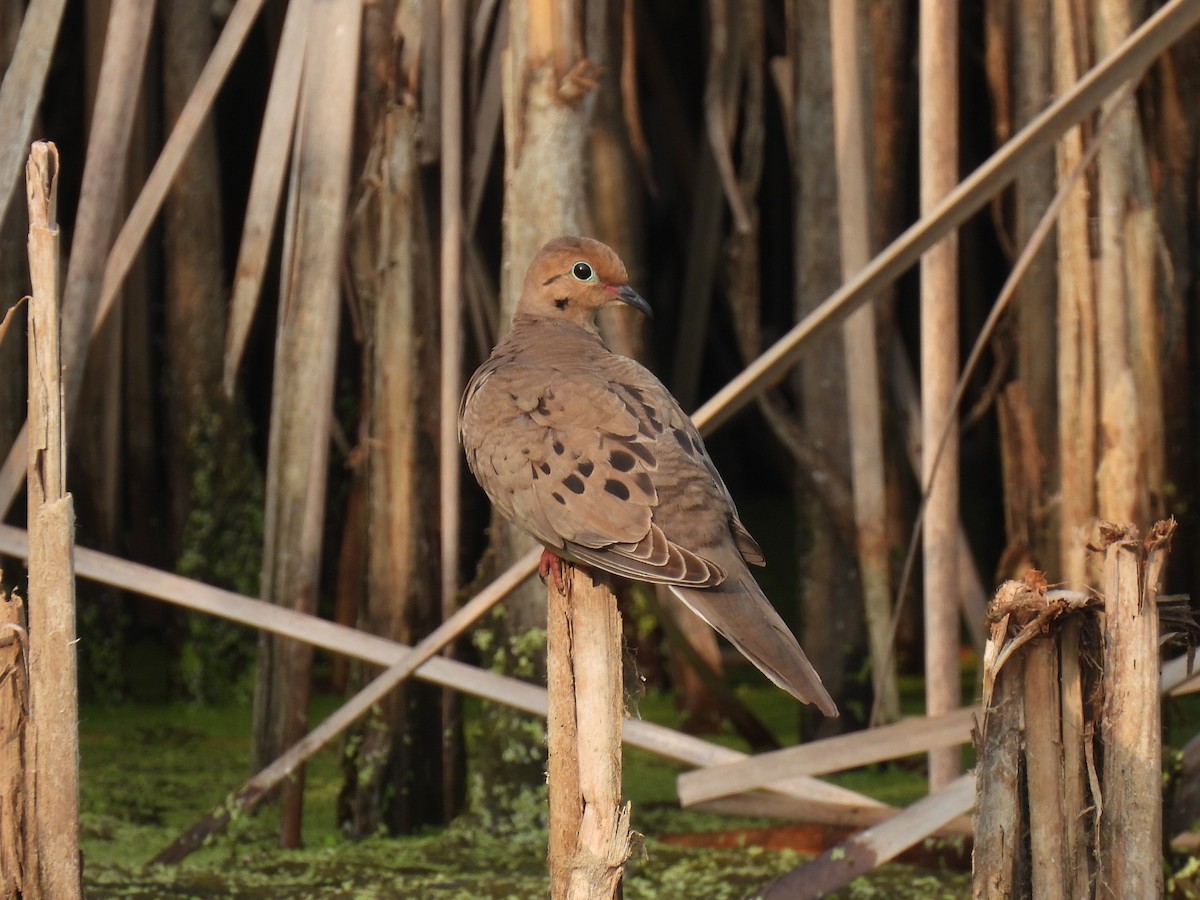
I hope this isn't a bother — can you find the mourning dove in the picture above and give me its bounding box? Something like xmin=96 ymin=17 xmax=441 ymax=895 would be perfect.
xmin=460 ymin=236 xmax=837 ymax=716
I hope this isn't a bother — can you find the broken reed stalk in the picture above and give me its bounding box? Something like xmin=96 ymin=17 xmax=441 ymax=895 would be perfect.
xmin=971 ymin=520 xmax=1176 ymax=899
xmin=0 ymin=588 xmax=26 ymax=896
xmin=1097 ymin=523 xmax=1167 ymax=897
xmin=25 ymin=140 xmax=81 ymax=900
xmin=546 ymin=563 xmax=634 ymax=899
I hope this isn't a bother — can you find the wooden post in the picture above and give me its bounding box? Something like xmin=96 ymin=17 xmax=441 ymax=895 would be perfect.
xmin=1097 ymin=522 xmax=1167 ymax=898
xmin=25 ymin=140 xmax=82 ymax=899
xmin=972 ymin=522 xmax=1177 ymax=898
xmin=546 ymin=563 xmax=634 ymax=899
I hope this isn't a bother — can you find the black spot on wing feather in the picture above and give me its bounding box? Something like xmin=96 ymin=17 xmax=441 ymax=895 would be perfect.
xmin=638 ymin=417 xmax=664 ymax=438
xmin=577 ymin=460 xmax=594 ymax=477
xmin=609 ymin=448 xmax=636 ymax=472
xmin=562 ymin=474 xmax=585 ymax=494
xmin=632 ymin=472 xmax=655 ymax=497
xmin=626 ymin=441 xmax=656 ymax=466
xmin=604 ymin=479 xmax=631 ymax=501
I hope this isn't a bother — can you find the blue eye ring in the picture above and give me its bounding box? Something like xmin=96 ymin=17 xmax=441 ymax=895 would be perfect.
xmin=571 ymin=261 xmax=594 ymax=281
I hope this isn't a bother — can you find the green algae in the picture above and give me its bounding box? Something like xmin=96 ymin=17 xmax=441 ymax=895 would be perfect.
xmin=79 ymin=693 xmax=973 ymax=899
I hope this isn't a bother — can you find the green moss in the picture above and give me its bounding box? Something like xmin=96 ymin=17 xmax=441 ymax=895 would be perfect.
xmin=80 ymin=686 xmax=980 ymax=897
xmin=462 ymin=616 xmax=550 ymax=832
xmin=175 ymin=406 xmax=264 ymax=704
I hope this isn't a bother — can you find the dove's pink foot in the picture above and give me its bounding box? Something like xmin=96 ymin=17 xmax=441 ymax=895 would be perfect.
xmin=538 ymin=548 xmax=567 ymax=593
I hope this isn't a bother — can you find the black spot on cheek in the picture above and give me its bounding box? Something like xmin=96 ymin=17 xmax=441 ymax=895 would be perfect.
xmin=554 ymin=298 xmax=569 ymax=310
xmin=562 ymin=474 xmax=585 ymax=494
xmin=604 ymin=479 xmax=631 ymax=501
xmin=609 ymin=449 xmax=635 ymax=472
xmin=577 ymin=460 xmax=594 ymax=477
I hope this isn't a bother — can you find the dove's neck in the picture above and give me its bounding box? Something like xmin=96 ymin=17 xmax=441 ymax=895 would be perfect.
xmin=508 ymin=313 xmax=604 ymax=342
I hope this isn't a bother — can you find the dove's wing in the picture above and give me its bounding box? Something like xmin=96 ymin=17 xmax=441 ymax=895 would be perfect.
xmin=462 ymin=335 xmax=728 ymax=587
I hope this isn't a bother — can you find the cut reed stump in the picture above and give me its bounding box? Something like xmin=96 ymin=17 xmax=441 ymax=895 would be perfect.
xmin=972 ymin=520 xmax=1181 ymax=899
xmin=0 ymin=588 xmax=27 ymax=896
xmin=24 ymin=140 xmax=82 ymax=900
xmin=546 ymin=561 xmax=636 ymax=899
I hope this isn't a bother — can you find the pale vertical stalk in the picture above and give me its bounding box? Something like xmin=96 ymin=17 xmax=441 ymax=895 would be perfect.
xmin=1094 ymin=1 xmax=1136 ymax=527
xmin=919 ymin=0 xmax=960 ymax=789
xmin=1052 ymin=0 xmax=1095 ymax=588
xmin=829 ymin=0 xmax=899 ymax=724
xmin=439 ymin=0 xmax=466 ymax=824
xmin=0 ymin=0 xmax=69 ymax=230
xmin=25 ymin=141 xmax=81 ymax=900
xmin=1095 ymin=1 xmax=1157 ymax=530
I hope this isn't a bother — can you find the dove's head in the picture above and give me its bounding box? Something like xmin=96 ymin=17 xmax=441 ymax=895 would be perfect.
xmin=516 ymin=236 xmax=652 ymax=330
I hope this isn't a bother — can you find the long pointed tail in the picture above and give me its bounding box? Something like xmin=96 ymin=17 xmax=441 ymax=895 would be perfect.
xmin=668 ymin=562 xmax=838 ymax=717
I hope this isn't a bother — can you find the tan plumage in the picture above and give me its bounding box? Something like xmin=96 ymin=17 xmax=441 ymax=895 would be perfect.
xmin=460 ymin=236 xmax=837 ymax=716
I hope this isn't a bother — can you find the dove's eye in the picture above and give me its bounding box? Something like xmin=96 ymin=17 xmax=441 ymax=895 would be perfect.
xmin=571 ymin=262 xmax=594 ymax=281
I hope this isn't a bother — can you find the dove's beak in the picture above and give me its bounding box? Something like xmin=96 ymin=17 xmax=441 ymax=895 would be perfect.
xmin=606 ymin=284 xmax=653 ymax=319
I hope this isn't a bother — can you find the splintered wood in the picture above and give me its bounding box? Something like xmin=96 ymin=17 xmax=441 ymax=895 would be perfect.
xmin=23 ymin=140 xmax=82 ymax=900
xmin=546 ymin=563 xmax=635 ymax=900
xmin=972 ymin=520 xmax=1178 ymax=899
xmin=0 ymin=589 xmax=27 ymax=896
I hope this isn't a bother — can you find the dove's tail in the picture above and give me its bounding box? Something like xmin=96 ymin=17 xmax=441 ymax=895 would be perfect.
xmin=667 ymin=555 xmax=838 ymax=717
